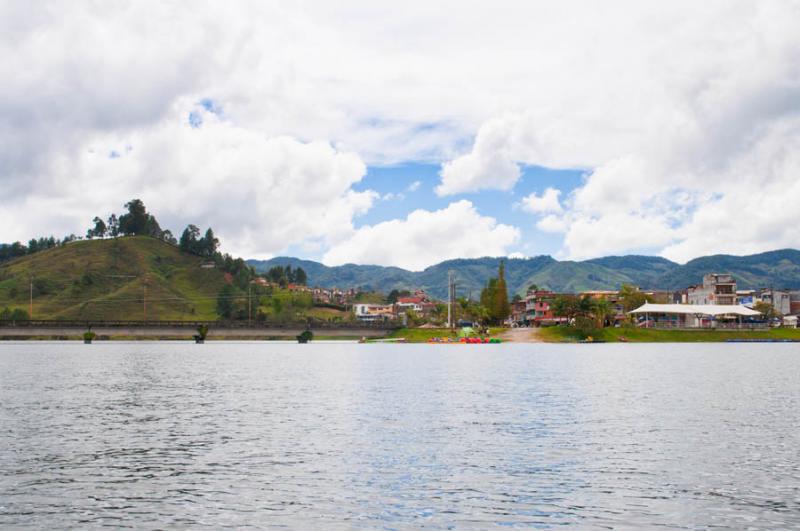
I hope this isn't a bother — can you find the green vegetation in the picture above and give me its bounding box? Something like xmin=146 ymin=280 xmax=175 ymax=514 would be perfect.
xmin=539 ymin=326 xmax=800 ymax=343
xmin=296 ymin=330 xmax=313 ymax=343
xmin=0 ymin=307 xmax=29 ymax=320
xmin=0 ymin=236 xmax=227 ymax=320
xmin=479 ymin=261 xmax=511 ymax=324
xmin=388 ymin=328 xmax=456 ymax=342
xmin=387 ymin=327 xmax=502 ymax=343
xmin=249 ymin=249 xmax=800 ymax=299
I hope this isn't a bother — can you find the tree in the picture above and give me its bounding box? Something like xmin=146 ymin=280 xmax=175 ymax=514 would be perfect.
xmin=294 ymin=267 xmax=307 ymax=285
xmin=753 ymin=300 xmax=779 ymax=320
xmin=0 ymin=307 xmax=29 ymax=321
xmin=593 ymin=297 xmax=613 ymax=327
xmin=479 ymin=261 xmax=511 ymax=324
xmin=107 ymin=214 xmax=119 ymax=237
xmin=619 ymin=284 xmax=652 ymax=313
xmin=87 ymin=216 xmax=107 ymax=239
xmin=267 ymin=266 xmax=287 ymax=286
xmin=480 ymin=278 xmax=497 ymax=318
xmin=180 ymin=225 xmax=201 ymax=254
xmin=216 ymin=284 xmax=236 ymax=319
xmin=204 ymin=228 xmax=219 ymax=257
xmin=551 ymin=295 xmax=581 ymax=321
xmin=494 ymin=261 xmax=510 ymax=322
xmin=161 ymin=229 xmax=177 ymax=246
xmin=118 ymin=199 xmax=149 ymax=235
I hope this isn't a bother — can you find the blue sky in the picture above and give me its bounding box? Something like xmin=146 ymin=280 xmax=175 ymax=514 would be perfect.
xmin=352 ymin=163 xmax=585 ymax=259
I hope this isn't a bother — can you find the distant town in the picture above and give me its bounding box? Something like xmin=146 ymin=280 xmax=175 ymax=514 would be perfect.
xmin=338 ymin=272 xmax=800 ymax=330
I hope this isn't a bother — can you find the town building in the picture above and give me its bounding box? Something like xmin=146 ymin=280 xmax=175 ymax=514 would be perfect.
xmin=353 ymin=304 xmax=395 ymax=322
xmin=759 ymin=289 xmax=792 ymax=316
xmin=509 ymin=299 xmax=527 ymax=325
xmin=524 ymin=290 xmax=567 ymax=326
xmin=791 ymin=290 xmax=800 ymax=316
xmin=687 ymin=273 xmax=737 ymax=305
xmin=395 ymin=290 xmax=439 ymax=317
xmin=629 ymin=302 xmax=763 ymax=329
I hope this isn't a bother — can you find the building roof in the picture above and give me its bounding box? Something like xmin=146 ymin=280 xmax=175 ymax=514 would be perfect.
xmin=629 ymin=303 xmax=760 ymax=316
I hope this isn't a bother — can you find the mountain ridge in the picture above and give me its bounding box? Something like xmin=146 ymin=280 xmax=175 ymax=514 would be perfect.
xmin=249 ymin=249 xmax=800 ymax=299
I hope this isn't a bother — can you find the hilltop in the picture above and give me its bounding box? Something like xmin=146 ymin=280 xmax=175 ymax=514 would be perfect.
xmin=0 ymin=237 xmax=227 ymax=320
xmin=250 ymin=249 xmax=800 ymax=298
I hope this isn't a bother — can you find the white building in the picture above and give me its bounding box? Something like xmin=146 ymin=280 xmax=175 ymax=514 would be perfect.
xmin=688 ymin=274 xmax=737 ymax=305
xmin=353 ymin=304 xmax=395 ymax=322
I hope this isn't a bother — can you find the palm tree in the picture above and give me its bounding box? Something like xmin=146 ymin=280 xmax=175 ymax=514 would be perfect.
xmin=592 ymin=298 xmax=612 ymax=328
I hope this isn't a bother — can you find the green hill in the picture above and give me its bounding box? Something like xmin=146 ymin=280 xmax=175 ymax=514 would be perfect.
xmin=251 ymin=249 xmax=800 ymax=298
xmin=0 ymin=237 xmax=227 ymax=320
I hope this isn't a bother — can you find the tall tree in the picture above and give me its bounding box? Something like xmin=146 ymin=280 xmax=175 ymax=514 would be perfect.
xmin=294 ymin=267 xmax=307 ymax=285
xmin=619 ymin=284 xmax=652 ymax=313
xmin=202 ymin=228 xmax=219 ymax=257
xmin=180 ymin=225 xmax=201 ymax=254
xmin=107 ymin=214 xmax=119 ymax=237
xmin=494 ymin=260 xmax=511 ymax=322
xmin=118 ymin=199 xmax=149 ymax=235
xmin=216 ymin=284 xmax=236 ymax=319
xmin=88 ymin=216 xmax=107 ymax=239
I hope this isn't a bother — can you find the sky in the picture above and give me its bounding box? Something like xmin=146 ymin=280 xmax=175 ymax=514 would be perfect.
xmin=1 ymin=1 xmax=799 ymax=270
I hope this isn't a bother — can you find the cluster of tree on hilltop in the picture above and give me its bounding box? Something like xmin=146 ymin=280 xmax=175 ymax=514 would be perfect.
xmin=264 ymin=265 xmax=307 ymax=287
xmin=86 ymin=199 xmax=177 ymax=244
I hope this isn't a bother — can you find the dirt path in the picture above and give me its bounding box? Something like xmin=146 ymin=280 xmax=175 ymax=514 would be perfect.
xmin=497 ymin=327 xmax=543 ymax=343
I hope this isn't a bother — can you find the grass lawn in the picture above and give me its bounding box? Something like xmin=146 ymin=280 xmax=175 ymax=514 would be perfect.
xmin=539 ymin=325 xmax=800 ymax=343
xmin=388 ymin=327 xmax=504 ymax=343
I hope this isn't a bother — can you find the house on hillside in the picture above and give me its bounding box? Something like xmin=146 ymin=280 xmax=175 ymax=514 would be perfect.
xmin=353 ymin=303 xmax=395 ymax=322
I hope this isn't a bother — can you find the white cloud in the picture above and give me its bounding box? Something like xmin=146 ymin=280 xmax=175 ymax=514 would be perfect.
xmin=407 ymin=180 xmax=422 ymax=192
xmin=0 ymin=100 xmax=376 ymax=259
xmin=520 ymin=188 xmax=563 ymax=214
xmin=436 ymin=117 xmax=521 ymax=195
xmin=323 ymin=200 xmax=520 ymax=271
xmin=536 ymin=215 xmax=569 ymax=234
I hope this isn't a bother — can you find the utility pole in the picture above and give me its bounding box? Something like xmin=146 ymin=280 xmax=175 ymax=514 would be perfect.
xmin=248 ymin=282 xmax=252 ymax=326
xmin=143 ymin=275 xmax=148 ymax=321
xmin=29 ymin=274 xmax=33 ymax=319
xmin=447 ymin=271 xmax=451 ymax=329
xmin=447 ymin=270 xmax=456 ymax=329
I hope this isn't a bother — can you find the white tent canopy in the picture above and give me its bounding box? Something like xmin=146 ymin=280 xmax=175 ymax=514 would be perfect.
xmin=629 ymin=303 xmax=761 ymax=317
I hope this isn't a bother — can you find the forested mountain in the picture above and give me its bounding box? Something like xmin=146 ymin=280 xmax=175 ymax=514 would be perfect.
xmin=250 ymin=249 xmax=800 ymax=299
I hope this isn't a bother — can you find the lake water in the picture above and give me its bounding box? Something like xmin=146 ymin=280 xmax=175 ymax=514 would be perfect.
xmin=1 ymin=342 xmax=798 ymax=529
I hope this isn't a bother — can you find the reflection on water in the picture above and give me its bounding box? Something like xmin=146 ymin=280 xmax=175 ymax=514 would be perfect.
xmin=1 ymin=342 xmax=798 ymax=528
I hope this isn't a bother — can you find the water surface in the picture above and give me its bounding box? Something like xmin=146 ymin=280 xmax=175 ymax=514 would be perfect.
xmin=1 ymin=342 xmax=798 ymax=528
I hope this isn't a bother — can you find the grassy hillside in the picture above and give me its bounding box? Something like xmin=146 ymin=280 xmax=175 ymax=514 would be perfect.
xmin=0 ymin=237 xmax=227 ymax=320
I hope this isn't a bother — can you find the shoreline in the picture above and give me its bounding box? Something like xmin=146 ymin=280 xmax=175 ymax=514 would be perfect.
xmin=1 ymin=326 xmax=799 ymax=343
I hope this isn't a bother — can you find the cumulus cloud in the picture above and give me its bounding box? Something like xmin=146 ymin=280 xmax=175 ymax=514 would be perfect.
xmin=437 ymin=1 xmax=800 ymax=261
xmin=436 ymin=117 xmax=521 ymax=195
xmin=0 ymin=100 xmax=376 ymax=258
xmin=323 ymin=200 xmax=520 ymax=271
xmin=520 ymin=188 xmax=563 ymax=214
